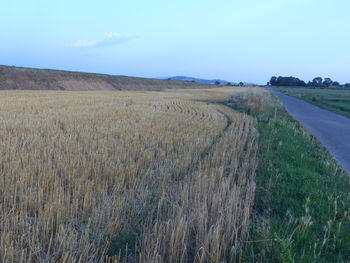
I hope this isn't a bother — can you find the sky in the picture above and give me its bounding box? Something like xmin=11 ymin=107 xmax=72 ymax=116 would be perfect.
xmin=1 ymin=0 xmax=349 ymax=84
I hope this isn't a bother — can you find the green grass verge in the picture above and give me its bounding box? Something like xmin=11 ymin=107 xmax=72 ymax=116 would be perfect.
xmin=276 ymin=87 xmax=350 ymax=118
xmin=237 ymin=95 xmax=350 ymax=262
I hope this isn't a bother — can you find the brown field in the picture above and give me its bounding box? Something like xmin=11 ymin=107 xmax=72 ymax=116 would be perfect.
xmin=0 ymin=66 xmax=213 ymax=91
xmin=0 ymin=87 xmax=259 ymax=262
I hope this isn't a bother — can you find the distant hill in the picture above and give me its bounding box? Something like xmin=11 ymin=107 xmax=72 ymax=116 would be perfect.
xmin=167 ymin=76 xmax=237 ymax=86
xmin=0 ymin=66 xmax=214 ymax=91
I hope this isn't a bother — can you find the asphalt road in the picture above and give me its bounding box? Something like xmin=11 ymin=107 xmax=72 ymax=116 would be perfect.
xmin=271 ymin=89 xmax=350 ymax=176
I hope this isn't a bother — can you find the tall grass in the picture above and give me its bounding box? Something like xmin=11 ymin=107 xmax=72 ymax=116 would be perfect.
xmin=231 ymin=88 xmax=271 ymax=114
xmin=0 ymin=88 xmax=258 ymax=262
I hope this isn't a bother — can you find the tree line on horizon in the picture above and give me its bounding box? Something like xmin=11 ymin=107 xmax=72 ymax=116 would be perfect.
xmin=268 ymin=76 xmax=350 ymax=88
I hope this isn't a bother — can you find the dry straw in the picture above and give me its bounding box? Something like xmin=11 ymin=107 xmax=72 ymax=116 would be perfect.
xmin=0 ymin=87 xmax=258 ymax=262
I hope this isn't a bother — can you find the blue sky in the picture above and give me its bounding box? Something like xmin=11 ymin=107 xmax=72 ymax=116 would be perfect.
xmin=1 ymin=0 xmax=349 ymax=84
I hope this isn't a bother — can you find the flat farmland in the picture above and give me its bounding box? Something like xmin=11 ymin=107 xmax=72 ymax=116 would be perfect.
xmin=0 ymin=87 xmax=258 ymax=262
xmin=276 ymin=87 xmax=350 ymax=118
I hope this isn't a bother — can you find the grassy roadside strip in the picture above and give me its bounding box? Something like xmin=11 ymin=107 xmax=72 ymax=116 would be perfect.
xmin=231 ymin=89 xmax=350 ymax=262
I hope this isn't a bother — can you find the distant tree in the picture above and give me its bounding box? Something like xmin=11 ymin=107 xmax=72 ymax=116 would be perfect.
xmin=332 ymin=81 xmax=340 ymax=87
xmin=312 ymin=77 xmax=323 ymax=86
xmin=269 ymin=75 xmax=346 ymax=88
xmin=273 ymin=76 xmax=306 ymax=87
xmin=227 ymin=82 xmax=232 ymax=86
xmin=344 ymin=83 xmax=350 ymax=88
xmin=215 ymin=81 xmax=220 ymax=86
xmin=239 ymin=82 xmax=244 ymax=87
xmin=270 ymin=76 xmax=277 ymax=86
xmin=323 ymin=78 xmax=333 ymax=87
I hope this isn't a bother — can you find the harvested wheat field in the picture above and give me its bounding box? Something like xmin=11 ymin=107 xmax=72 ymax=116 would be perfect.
xmin=0 ymin=87 xmax=259 ymax=262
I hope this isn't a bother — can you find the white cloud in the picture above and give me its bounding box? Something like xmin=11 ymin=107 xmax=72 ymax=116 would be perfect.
xmin=71 ymin=39 xmax=97 ymax=48
xmin=70 ymin=33 xmax=135 ymax=48
xmin=105 ymin=32 xmax=119 ymax=39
